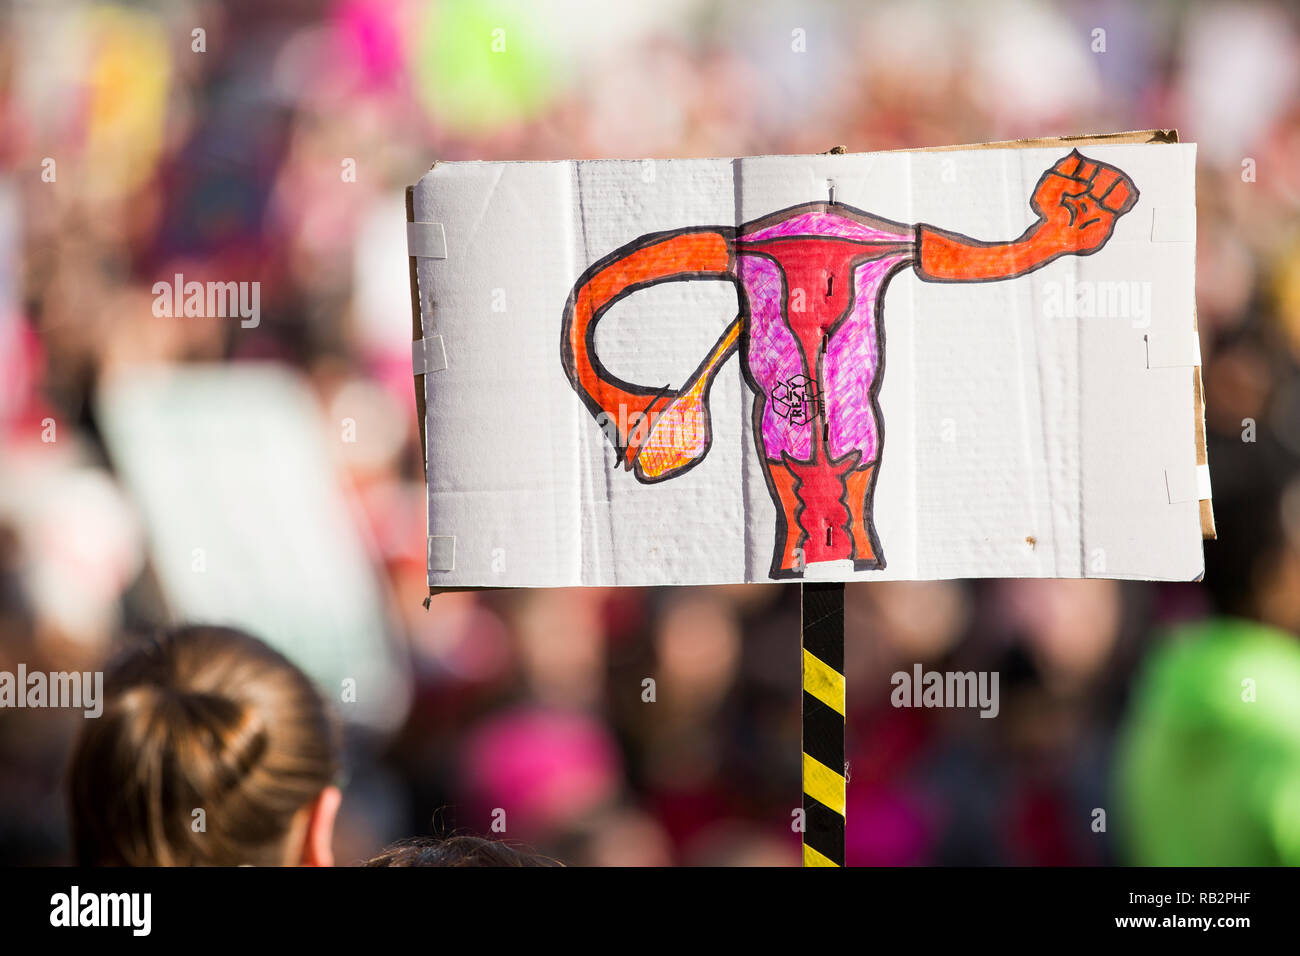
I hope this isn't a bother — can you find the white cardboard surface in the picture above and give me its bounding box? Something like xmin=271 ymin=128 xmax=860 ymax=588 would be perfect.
xmin=411 ymin=144 xmax=1204 ymax=587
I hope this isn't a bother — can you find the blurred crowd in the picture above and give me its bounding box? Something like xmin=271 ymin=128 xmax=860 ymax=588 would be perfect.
xmin=2 ymin=0 xmax=1300 ymax=866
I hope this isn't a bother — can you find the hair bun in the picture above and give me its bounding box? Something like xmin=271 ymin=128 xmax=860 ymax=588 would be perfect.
xmin=70 ymin=625 xmax=338 ymax=866
xmin=171 ymin=691 xmax=270 ymax=796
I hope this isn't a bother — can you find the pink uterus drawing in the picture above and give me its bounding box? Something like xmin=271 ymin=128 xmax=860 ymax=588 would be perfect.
xmin=560 ymin=150 xmax=1139 ymax=578
xmin=732 ymin=206 xmax=914 ymax=574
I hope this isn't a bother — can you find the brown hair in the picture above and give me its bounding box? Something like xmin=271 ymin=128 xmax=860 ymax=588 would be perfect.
xmin=68 ymin=625 xmax=339 ymax=866
xmin=362 ymin=835 xmax=561 ymax=867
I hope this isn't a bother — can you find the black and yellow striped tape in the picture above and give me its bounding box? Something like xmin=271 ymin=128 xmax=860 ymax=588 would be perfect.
xmin=801 ymin=582 xmax=845 ymax=867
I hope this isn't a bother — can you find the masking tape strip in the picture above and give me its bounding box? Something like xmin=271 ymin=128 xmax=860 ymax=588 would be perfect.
xmin=407 ymin=221 xmax=448 ymax=259
xmin=1150 ymin=207 xmax=1195 ymax=243
xmin=412 ymin=335 xmax=447 ymax=375
xmin=1165 ymin=464 xmax=1213 ymax=504
xmin=1196 ymin=462 xmax=1213 ymax=501
xmin=1145 ymin=331 xmax=1201 ymax=369
xmin=428 ymin=535 xmax=456 ymax=572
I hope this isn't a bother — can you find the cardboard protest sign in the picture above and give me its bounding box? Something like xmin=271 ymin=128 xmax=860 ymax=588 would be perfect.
xmin=97 ymin=366 xmax=411 ymax=731
xmin=409 ymin=133 xmax=1210 ymax=590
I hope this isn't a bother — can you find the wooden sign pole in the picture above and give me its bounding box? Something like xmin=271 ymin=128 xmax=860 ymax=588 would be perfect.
xmin=801 ymin=581 xmax=846 ymax=866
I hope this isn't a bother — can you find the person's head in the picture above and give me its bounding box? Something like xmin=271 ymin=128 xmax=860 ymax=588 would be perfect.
xmin=68 ymin=625 xmax=341 ymax=866
xmin=362 ymin=835 xmax=560 ymax=867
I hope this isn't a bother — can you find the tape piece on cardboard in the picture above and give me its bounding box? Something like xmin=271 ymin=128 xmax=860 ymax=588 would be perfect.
xmin=1150 ymin=207 xmax=1196 ymax=243
xmin=407 ymin=221 xmax=447 ymax=259
xmin=412 ymin=335 xmax=447 ymax=375
xmin=1146 ymin=332 xmax=1202 ymax=369
xmin=1166 ymin=463 xmax=1213 ymax=504
xmin=428 ymin=535 xmax=456 ymax=572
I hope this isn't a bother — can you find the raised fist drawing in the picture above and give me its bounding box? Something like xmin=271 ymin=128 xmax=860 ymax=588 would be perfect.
xmin=1029 ymin=149 xmax=1139 ymax=255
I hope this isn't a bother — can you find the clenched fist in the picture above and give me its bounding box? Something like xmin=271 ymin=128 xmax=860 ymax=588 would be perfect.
xmin=1029 ymin=149 xmax=1139 ymax=256
xmin=917 ymin=148 xmax=1141 ymax=281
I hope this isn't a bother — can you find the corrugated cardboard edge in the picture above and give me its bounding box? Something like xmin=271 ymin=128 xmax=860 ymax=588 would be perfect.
xmin=408 ymin=170 xmax=502 ymax=602
xmin=405 ymin=185 xmax=428 ymax=470
xmin=409 ymin=131 xmax=1212 ymax=598
xmin=1193 ymin=313 xmax=1217 ymax=540
xmin=893 ymin=128 xmax=1179 ymax=151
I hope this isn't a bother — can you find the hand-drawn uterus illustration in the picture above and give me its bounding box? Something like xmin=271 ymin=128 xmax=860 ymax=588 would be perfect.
xmin=562 ymin=152 xmax=1139 ymax=579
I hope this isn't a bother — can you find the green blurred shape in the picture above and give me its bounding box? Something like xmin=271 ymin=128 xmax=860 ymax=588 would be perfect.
xmin=414 ymin=0 xmax=556 ymax=134
xmin=1116 ymin=617 xmax=1300 ymax=865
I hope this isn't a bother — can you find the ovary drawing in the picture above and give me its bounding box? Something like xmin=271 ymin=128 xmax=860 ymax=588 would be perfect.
xmin=561 ymin=151 xmax=1139 ymax=579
